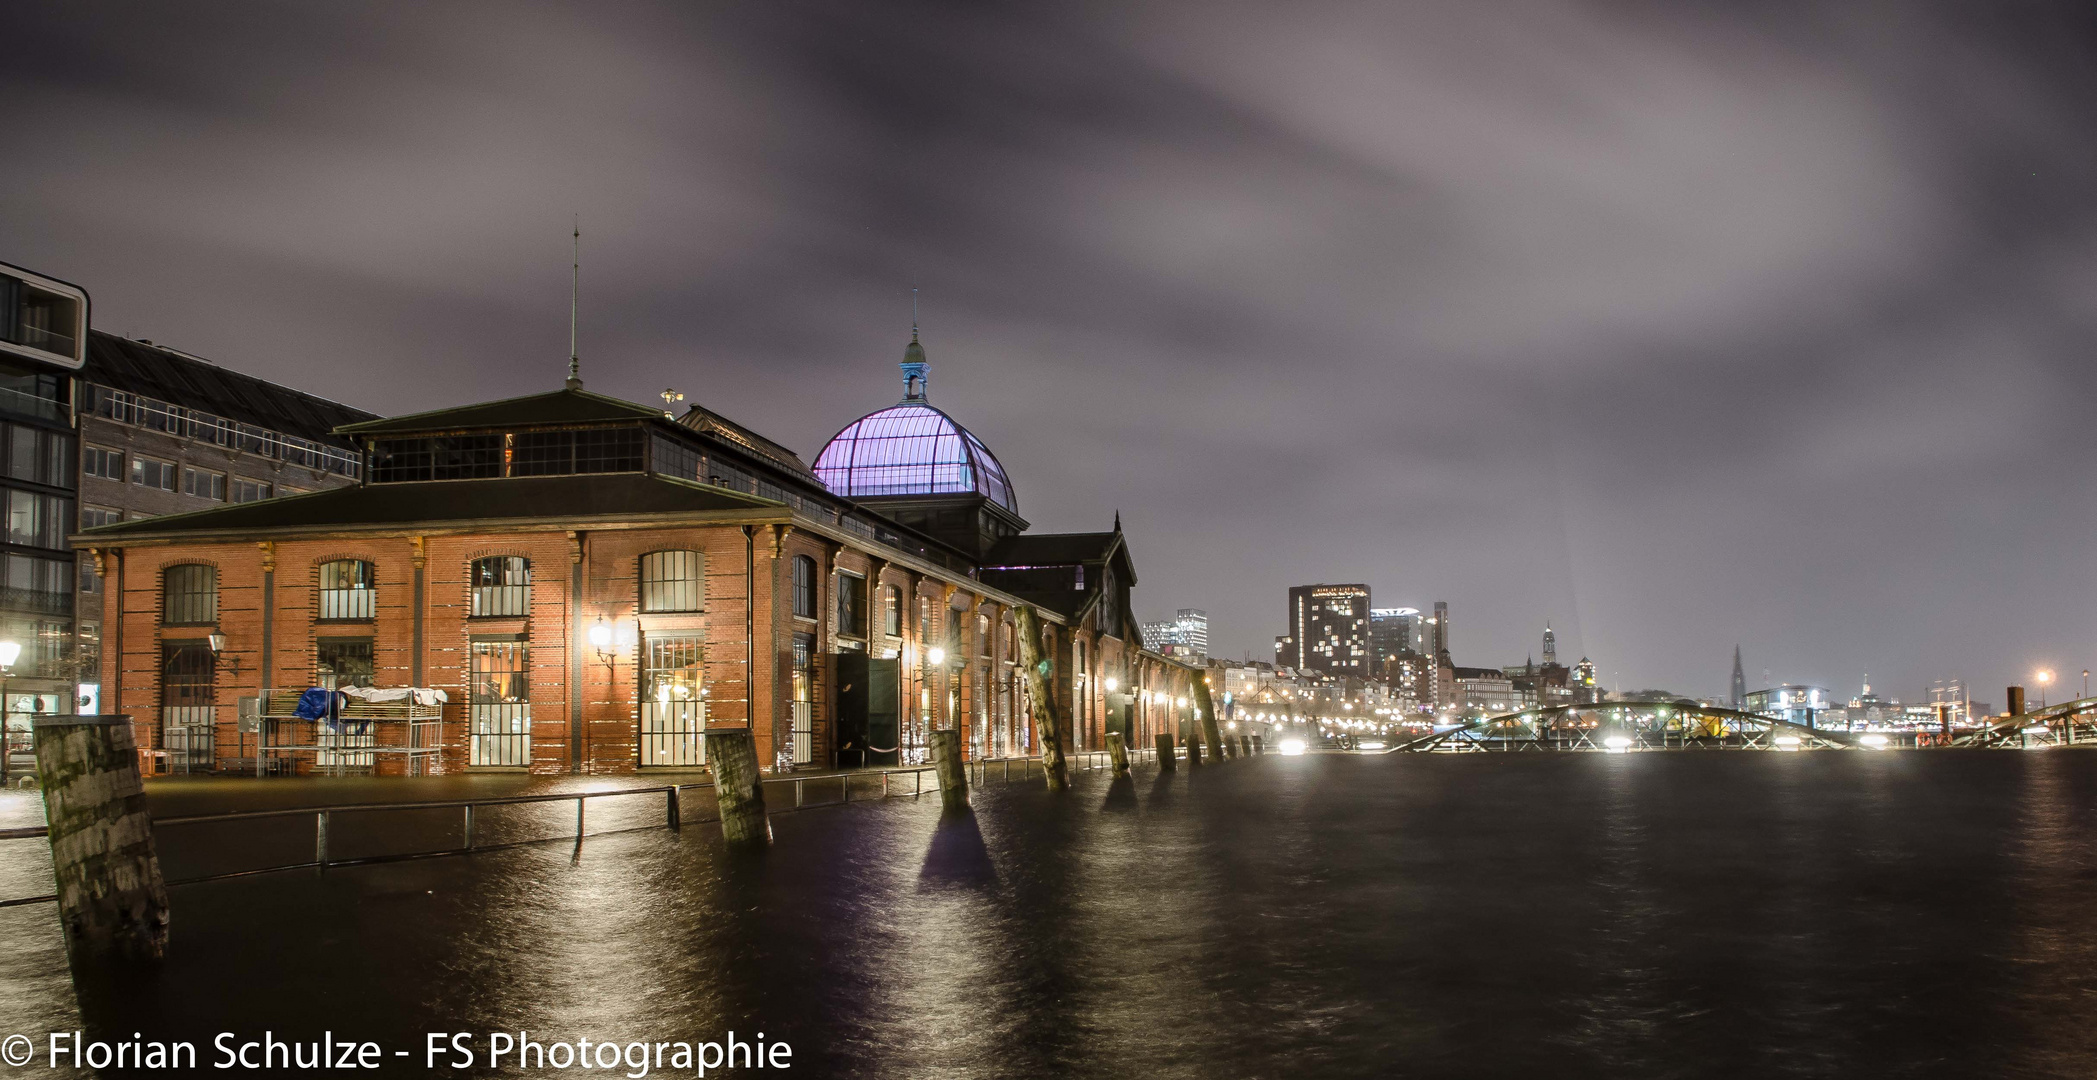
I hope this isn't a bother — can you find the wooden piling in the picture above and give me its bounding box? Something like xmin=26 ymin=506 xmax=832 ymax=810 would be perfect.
xmin=32 ymin=715 xmax=169 ymax=963
xmin=1013 ymin=606 xmax=1071 ymax=791
xmin=704 ymin=729 xmax=771 ymax=848
xmin=1105 ymin=731 xmax=1130 ymax=774
xmin=1155 ymin=733 xmax=1176 ymax=771
xmin=930 ymin=729 xmax=969 ymax=812
xmin=1187 ymin=736 xmax=1203 ymax=766
xmin=1251 ymin=734 xmax=1264 ymax=755
xmin=1191 ymin=674 xmax=1226 ymax=763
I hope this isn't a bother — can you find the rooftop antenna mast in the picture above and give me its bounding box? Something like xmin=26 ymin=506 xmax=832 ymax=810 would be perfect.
xmin=911 ymin=283 xmax=920 ymax=342
xmin=566 ymin=217 xmax=583 ymax=390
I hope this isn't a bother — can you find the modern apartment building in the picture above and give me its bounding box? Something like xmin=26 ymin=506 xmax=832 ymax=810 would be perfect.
xmin=1282 ymin=583 xmax=1371 ymax=677
xmin=73 ymin=331 xmax=377 ymax=720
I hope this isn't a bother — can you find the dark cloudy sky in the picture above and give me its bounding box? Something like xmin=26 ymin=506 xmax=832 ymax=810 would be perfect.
xmin=6 ymin=2 xmax=2097 ymax=701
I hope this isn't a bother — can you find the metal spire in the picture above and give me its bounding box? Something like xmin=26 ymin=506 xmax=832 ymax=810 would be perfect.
xmin=566 ymin=218 xmax=583 ymax=390
xmin=911 ymin=284 xmax=919 ymax=343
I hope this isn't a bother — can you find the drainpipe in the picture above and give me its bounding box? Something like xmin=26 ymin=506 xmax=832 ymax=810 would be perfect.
xmin=743 ymin=525 xmax=755 ymax=757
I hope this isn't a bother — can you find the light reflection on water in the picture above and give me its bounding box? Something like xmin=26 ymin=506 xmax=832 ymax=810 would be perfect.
xmin=2 ymin=753 xmax=2096 ymax=1077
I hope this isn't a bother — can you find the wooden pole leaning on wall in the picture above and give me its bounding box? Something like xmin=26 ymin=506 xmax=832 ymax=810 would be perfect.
xmin=1155 ymin=733 xmax=1177 ymax=771
xmin=1105 ymin=731 xmax=1130 ymax=775
xmin=1012 ymin=605 xmax=1070 ymax=792
xmin=930 ymin=729 xmax=969 ymax=812
xmin=33 ymin=715 xmax=169 ymax=963
xmin=704 ymin=729 xmax=772 ymax=848
xmin=1191 ymin=673 xmax=1227 ymax=763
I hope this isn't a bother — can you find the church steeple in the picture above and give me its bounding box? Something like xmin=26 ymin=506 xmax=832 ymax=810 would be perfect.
xmin=1731 ymin=645 xmax=1747 ymax=709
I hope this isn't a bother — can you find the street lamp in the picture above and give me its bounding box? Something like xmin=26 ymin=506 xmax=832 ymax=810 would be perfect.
xmin=2038 ymin=669 xmax=2055 ymax=710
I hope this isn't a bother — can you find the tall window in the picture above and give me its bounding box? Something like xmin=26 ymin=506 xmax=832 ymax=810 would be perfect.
xmin=884 ymin=584 xmax=902 ymax=636
xmin=319 ymin=559 xmax=376 ymax=620
xmin=315 ymin=638 xmax=374 ymax=689
xmin=163 ymin=564 xmax=218 ymax=625
xmin=640 ymin=550 xmax=704 ymax=613
xmin=791 ymin=555 xmax=817 ymax=620
xmin=641 ymin=634 xmax=706 ymax=766
xmin=469 ymin=640 xmax=531 ymax=766
xmin=161 ymin=641 xmax=216 ymax=770
xmin=6 ymin=490 xmax=70 ymax=549
xmin=790 ymin=632 xmax=815 ymax=765
xmin=470 ymin=556 xmax=530 ymax=617
xmin=836 ymin=571 xmax=867 ymax=639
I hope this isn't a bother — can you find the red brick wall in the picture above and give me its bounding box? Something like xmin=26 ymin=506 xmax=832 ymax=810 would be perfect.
xmin=91 ymin=519 xmax=1063 ymax=777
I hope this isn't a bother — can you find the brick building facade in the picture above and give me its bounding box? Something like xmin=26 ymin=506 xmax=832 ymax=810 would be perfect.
xmin=81 ymin=346 xmax=1180 ymax=776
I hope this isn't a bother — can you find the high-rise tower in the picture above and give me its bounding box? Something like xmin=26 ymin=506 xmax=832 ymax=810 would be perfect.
xmin=1542 ymin=623 xmax=1557 ymax=666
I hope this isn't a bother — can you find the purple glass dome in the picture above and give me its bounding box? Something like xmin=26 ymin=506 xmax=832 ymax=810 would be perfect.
xmin=812 ymin=338 xmax=1017 ymax=513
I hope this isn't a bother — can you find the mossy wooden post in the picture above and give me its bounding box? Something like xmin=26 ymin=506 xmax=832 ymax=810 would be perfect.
xmin=705 ymin=729 xmax=771 ymax=848
xmin=1105 ymin=731 xmax=1130 ymax=775
xmin=33 ymin=715 xmax=169 ymax=963
xmin=930 ymin=729 xmax=968 ymax=812
xmin=1187 ymin=734 xmax=1204 ymax=766
xmin=1251 ymin=734 xmax=1265 ymax=755
xmin=1191 ymin=673 xmax=1226 ymax=763
xmin=1012 ymin=605 xmax=1070 ymax=792
xmin=1239 ymin=734 xmax=1252 ymax=757
xmin=1154 ymin=732 xmax=1176 ymax=771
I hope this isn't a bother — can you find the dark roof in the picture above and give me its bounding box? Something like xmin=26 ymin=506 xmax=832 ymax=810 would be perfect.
xmin=77 ymin=473 xmax=777 ymax=541
xmin=335 ymin=387 xmax=663 ymax=436
xmin=83 ymin=331 xmax=379 ymax=447
xmin=982 ymin=531 xmax=1120 ymax=568
xmin=677 ymin=403 xmax=811 ymax=476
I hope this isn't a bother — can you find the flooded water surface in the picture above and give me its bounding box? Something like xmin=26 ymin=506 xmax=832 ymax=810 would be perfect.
xmin=5 ymin=751 xmax=2097 ymax=1078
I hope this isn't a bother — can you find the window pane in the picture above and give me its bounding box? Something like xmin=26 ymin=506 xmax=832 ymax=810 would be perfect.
xmin=319 ymin=560 xmax=375 ymax=620
xmin=163 ymin=564 xmax=218 ymax=624
xmin=640 ymin=550 xmax=703 ymax=613
xmin=316 ymin=639 xmax=374 ymax=689
xmin=470 ymin=557 xmax=531 ymax=617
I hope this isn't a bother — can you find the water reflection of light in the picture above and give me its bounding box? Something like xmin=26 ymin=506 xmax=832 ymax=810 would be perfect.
xmin=1603 ymin=735 xmax=1633 ymax=752
xmin=1278 ymin=738 xmax=1306 ymax=755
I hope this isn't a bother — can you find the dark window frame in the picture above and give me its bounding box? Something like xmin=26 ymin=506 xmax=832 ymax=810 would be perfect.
xmin=790 ymin=554 xmax=817 ymax=621
xmin=162 ymin=564 xmax=218 ymax=626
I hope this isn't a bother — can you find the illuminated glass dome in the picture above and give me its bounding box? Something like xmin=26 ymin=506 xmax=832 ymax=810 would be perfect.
xmin=812 ymin=335 xmax=1017 ymax=513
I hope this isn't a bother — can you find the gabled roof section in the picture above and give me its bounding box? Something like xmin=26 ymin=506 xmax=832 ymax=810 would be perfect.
xmin=83 ymin=331 xmax=378 ymax=446
xmin=335 ymin=387 xmax=664 ymax=437
xmin=983 ymin=531 xmax=1121 ymax=571
xmin=677 ymin=403 xmax=812 ymax=476
xmin=76 ymin=472 xmax=777 ymax=541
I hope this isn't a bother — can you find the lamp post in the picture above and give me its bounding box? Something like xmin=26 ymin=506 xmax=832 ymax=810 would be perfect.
xmin=2038 ymin=669 xmax=2054 ymax=710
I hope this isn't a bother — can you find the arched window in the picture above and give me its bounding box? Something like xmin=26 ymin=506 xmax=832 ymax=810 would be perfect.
xmin=163 ymin=564 xmax=217 ymax=624
xmin=791 ymin=555 xmax=817 ymax=620
xmin=319 ymin=559 xmax=375 ymax=620
xmin=470 ymin=556 xmax=531 ymax=617
xmin=640 ymin=550 xmax=704 ymax=613
xmin=884 ymin=584 xmax=903 ymax=636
